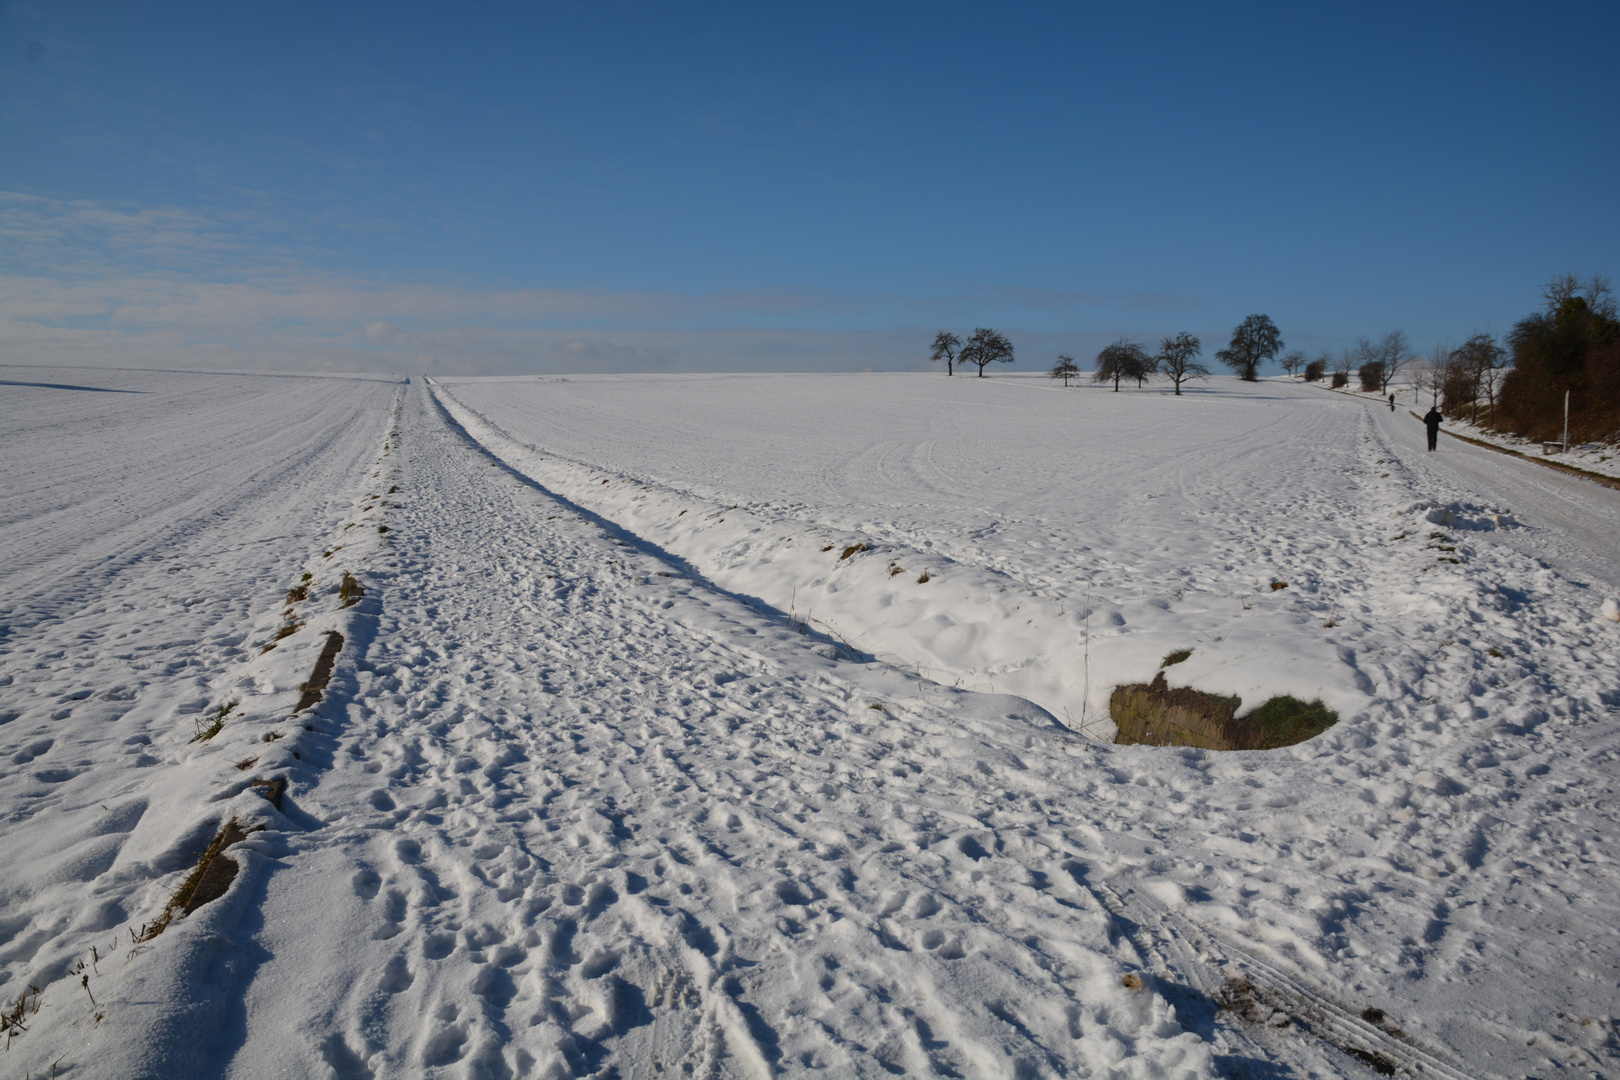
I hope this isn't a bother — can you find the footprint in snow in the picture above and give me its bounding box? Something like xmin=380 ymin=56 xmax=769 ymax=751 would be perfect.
xmin=11 ymin=738 xmax=51 ymax=764
xmin=380 ymin=954 xmax=415 ymax=993
xmin=352 ymin=867 xmax=382 ymax=899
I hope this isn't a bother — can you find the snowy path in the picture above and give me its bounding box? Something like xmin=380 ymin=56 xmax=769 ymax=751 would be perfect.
xmin=1365 ymin=396 xmax=1620 ymax=591
xmin=2 ymin=372 xmax=1617 ymax=1079
xmin=209 ymin=382 xmax=1218 ymax=1078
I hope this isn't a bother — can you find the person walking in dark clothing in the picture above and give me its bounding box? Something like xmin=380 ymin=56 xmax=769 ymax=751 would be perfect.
xmin=1423 ymin=406 xmax=1442 ymax=451
xmin=1389 ymin=393 xmax=1396 ymax=411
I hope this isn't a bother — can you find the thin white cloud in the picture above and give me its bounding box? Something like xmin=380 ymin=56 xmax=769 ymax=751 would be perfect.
xmin=1 ymin=191 xmax=1215 ymax=373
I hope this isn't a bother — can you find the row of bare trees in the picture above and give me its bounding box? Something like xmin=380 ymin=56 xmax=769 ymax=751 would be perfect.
xmin=1415 ymin=335 xmax=1510 ymax=422
xmin=930 ymin=329 xmax=1015 ymax=377
xmin=1286 ymin=330 xmax=1414 ymax=394
xmin=1053 ymin=332 xmax=1210 ymax=395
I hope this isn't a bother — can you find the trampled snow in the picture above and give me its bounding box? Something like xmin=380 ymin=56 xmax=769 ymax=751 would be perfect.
xmin=1 ymin=367 xmax=1616 ymax=1078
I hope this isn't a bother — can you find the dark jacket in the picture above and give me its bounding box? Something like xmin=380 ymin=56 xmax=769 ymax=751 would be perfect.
xmin=1423 ymin=408 xmax=1442 ymax=431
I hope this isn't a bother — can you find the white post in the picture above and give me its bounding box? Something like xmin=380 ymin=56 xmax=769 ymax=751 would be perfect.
xmin=1564 ymin=390 xmax=1571 ymax=453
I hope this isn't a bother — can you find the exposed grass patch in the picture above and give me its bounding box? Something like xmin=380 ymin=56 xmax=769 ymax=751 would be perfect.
xmin=1241 ymin=695 xmax=1339 ymax=749
xmin=840 ymin=543 xmax=869 ymax=560
xmin=377 ymin=524 xmax=390 ymax=534
xmin=339 ymin=573 xmax=365 ymax=608
xmin=190 ymin=700 xmax=238 ymax=743
xmin=1112 ymin=674 xmax=1337 ymax=750
xmin=133 ymin=817 xmax=259 ymax=942
xmin=233 ymin=756 xmax=258 ymax=771
xmin=2 ymin=983 xmax=42 ymax=1049
xmin=1269 ymin=581 xmax=1289 ymax=591
xmin=868 ymin=703 xmax=886 ymax=712
xmin=917 ymin=570 xmax=931 ymax=583
xmin=294 ymin=630 xmax=346 ymax=712
xmin=1112 ymin=673 xmax=1238 ymax=751
xmin=1160 ymin=648 xmax=1192 ymax=667
xmin=261 ymin=619 xmax=304 ymax=654
xmin=388 ymin=485 xmax=398 ymax=493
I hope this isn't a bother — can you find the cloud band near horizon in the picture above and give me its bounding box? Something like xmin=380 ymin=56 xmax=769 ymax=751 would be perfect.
xmin=1 ymin=191 xmax=1255 ymax=375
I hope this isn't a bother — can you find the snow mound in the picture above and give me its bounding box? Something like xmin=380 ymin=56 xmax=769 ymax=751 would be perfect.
xmin=1407 ymin=500 xmax=1516 ymax=531
xmin=1601 ymin=597 xmax=1620 ymax=622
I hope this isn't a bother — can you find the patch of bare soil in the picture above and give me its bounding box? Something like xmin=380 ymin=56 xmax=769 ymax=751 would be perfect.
xmin=294 ymin=630 xmax=345 ymax=712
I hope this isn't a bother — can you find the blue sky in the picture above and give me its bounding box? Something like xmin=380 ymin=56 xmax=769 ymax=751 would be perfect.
xmin=2 ymin=1 xmax=1617 ymax=374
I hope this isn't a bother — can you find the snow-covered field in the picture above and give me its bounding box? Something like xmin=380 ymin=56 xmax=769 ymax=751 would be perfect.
xmin=2 ymin=366 xmax=1617 ymax=1078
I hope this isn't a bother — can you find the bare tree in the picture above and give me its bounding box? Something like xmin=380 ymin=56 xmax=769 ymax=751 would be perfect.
xmin=1214 ymin=314 xmax=1283 ymax=381
xmin=1476 ymin=335 xmax=1510 ymax=426
xmin=1050 ymin=354 xmax=1079 ymax=387
xmin=1093 ymin=338 xmax=1152 ymax=392
xmin=1542 ymin=271 xmax=1583 ymax=311
xmin=1374 ymin=330 xmax=1412 ymax=394
xmin=1589 ymin=273 xmax=1618 ymax=319
xmin=1450 ymin=333 xmax=1509 ymax=424
xmin=1352 ymin=337 xmax=1377 ymax=389
xmin=958 ymin=327 xmax=1015 ymax=377
xmin=930 ymin=331 xmax=961 ymax=376
xmin=1331 ymin=347 xmax=1354 ymax=388
xmin=1355 ymin=336 xmax=1384 ymax=392
xmin=1280 ymin=350 xmax=1306 ymax=378
xmin=1540 ymin=272 xmax=1616 ymax=318
xmin=1413 ymin=343 xmax=1451 ymax=407
xmin=1133 ymin=351 xmax=1159 ymax=388
xmin=1156 ymin=332 xmax=1208 ymax=396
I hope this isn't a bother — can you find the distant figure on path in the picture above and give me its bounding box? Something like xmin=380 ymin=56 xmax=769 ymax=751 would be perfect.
xmin=1423 ymin=406 xmax=1442 ymax=451
xmin=1388 ymin=393 xmax=1396 ymax=411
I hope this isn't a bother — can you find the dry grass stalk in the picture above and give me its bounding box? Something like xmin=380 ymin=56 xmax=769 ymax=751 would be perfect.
xmin=132 ymin=817 xmax=258 ymax=943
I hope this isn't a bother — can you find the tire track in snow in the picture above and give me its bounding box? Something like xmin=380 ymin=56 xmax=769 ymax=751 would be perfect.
xmin=1093 ymin=878 xmax=1483 ymax=1079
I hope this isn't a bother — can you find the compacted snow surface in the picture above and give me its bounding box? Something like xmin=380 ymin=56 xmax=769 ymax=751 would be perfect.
xmin=2 ymin=367 xmax=1617 ymax=1079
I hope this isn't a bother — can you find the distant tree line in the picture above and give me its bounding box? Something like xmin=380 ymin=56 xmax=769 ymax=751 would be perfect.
xmin=933 ymin=316 xmax=1280 ymax=395
xmin=1289 ymin=331 xmax=1413 ymax=394
xmin=930 ymin=281 xmax=1617 ymax=443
